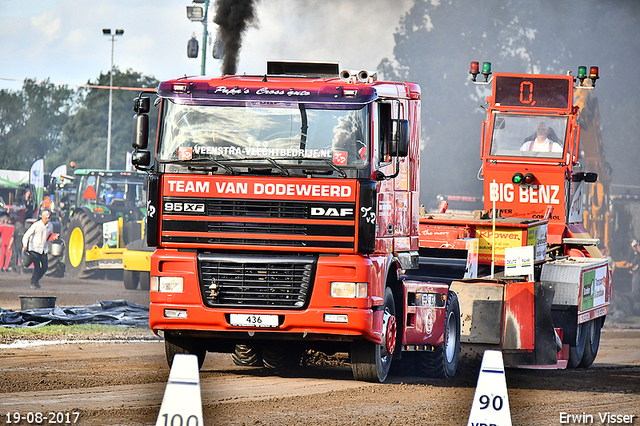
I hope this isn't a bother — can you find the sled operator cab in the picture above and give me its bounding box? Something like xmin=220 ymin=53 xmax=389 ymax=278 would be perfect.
xmin=476 ymin=64 xmax=601 ymax=251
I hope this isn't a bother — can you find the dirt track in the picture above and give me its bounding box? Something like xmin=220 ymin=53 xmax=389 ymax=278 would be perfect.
xmin=1 ymin=272 xmax=640 ymax=425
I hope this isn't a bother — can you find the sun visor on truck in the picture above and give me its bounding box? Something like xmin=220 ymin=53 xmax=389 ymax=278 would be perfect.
xmin=157 ymin=80 xmax=378 ymax=109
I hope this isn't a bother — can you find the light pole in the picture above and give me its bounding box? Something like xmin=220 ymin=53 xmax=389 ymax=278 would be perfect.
xmin=186 ymin=0 xmax=210 ymax=75
xmin=102 ymin=28 xmax=124 ymax=170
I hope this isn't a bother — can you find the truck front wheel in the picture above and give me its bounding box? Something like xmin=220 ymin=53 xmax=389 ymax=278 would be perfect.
xmin=351 ymin=287 xmax=397 ymax=383
xmin=416 ymin=291 xmax=460 ymax=379
xmin=164 ymin=336 xmax=206 ymax=370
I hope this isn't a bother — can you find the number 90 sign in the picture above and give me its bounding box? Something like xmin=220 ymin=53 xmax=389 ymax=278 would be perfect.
xmin=478 ymin=394 xmax=504 ymax=411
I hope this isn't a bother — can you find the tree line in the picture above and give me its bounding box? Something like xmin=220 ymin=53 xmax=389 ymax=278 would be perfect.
xmin=0 ymin=68 xmax=159 ymax=173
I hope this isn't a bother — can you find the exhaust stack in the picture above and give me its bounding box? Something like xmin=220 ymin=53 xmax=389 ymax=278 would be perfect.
xmin=340 ymin=69 xmax=378 ymax=83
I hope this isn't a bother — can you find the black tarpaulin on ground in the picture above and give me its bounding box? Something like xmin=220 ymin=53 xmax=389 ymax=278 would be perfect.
xmin=0 ymin=300 xmax=149 ymax=328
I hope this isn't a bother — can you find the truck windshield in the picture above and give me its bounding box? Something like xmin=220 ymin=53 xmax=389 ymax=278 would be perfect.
xmin=157 ymin=101 xmax=369 ymax=168
xmin=489 ymin=113 xmax=568 ymax=159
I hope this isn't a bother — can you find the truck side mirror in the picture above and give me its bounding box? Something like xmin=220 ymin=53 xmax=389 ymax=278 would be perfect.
xmin=133 ymin=96 xmax=150 ymax=115
xmin=584 ymin=172 xmax=598 ymax=182
xmin=389 ymin=119 xmax=409 ymax=157
xmin=132 ymin=150 xmax=151 ymax=168
xmin=132 ymin=113 xmax=149 ymax=150
xmin=572 ymin=172 xmax=598 ymax=183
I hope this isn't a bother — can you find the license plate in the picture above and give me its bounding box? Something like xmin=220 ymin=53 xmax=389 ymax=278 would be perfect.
xmin=229 ymin=314 xmax=279 ymax=328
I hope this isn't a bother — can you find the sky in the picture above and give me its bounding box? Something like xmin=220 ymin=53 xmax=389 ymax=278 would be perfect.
xmin=0 ymin=0 xmax=414 ymax=91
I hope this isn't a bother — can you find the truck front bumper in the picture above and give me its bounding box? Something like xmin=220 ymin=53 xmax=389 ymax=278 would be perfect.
xmin=150 ymin=303 xmax=383 ymax=343
xmin=149 ymin=249 xmax=389 ymax=345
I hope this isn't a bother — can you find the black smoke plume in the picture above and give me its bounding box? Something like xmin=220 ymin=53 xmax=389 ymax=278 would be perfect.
xmin=213 ymin=0 xmax=257 ymax=75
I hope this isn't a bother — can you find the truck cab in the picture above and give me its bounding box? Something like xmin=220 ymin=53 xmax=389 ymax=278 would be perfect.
xmin=131 ymin=62 xmax=460 ymax=383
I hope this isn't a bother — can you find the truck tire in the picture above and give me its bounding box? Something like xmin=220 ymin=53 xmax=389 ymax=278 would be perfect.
xmin=139 ymin=271 xmax=151 ymax=291
xmin=262 ymin=344 xmax=302 ymax=371
xmin=45 ymin=254 xmax=65 ymax=277
xmin=123 ymin=270 xmax=139 ymax=290
xmin=351 ymin=287 xmax=397 ymax=383
xmin=389 ymin=352 xmax=417 ymax=377
xmin=568 ymin=321 xmax=588 ymax=368
xmin=64 ymin=212 xmax=101 ymax=279
xmin=232 ymin=344 xmax=264 ymax=367
xmin=164 ymin=336 xmax=206 ymax=370
xmin=578 ymin=318 xmax=602 ymax=368
xmin=416 ymin=291 xmax=460 ymax=379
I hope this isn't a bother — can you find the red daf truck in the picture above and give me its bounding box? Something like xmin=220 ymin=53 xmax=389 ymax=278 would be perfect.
xmin=130 ymin=62 xmax=460 ymax=382
xmin=419 ymin=63 xmax=611 ymax=368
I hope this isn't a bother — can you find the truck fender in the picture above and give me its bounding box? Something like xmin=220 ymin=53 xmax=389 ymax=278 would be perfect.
xmin=368 ymin=255 xmax=403 ymax=348
xmin=401 ymin=280 xmax=451 ymax=347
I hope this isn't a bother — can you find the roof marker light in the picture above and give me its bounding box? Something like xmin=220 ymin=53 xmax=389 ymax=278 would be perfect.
xmin=469 ymin=61 xmax=480 ymax=82
xmin=577 ymin=66 xmax=587 ymax=86
xmin=589 ymin=66 xmax=599 ymax=87
xmin=343 ymin=88 xmax=358 ymax=98
xmin=172 ymin=83 xmax=188 ymax=93
xmin=482 ymin=62 xmax=492 ymax=82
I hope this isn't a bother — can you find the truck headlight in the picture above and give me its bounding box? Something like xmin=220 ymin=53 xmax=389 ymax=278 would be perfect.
xmin=330 ymin=282 xmax=367 ymax=298
xmin=156 ymin=276 xmax=184 ymax=293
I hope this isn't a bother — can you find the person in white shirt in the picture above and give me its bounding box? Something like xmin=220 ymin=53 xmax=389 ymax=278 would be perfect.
xmin=22 ymin=210 xmax=56 ymax=289
xmin=520 ymin=122 xmax=563 ymax=153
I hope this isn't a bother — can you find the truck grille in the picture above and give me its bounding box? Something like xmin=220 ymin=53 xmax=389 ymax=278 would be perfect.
xmin=162 ymin=197 xmax=356 ymax=251
xmin=198 ymin=253 xmax=317 ymax=309
xmin=208 ymin=199 xmax=308 ymax=218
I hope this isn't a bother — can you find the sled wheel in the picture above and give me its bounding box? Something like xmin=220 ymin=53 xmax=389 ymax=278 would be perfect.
xmin=568 ymin=320 xmax=588 ymax=368
xmin=577 ymin=318 xmax=602 ymax=368
xmin=416 ymin=291 xmax=461 ymax=379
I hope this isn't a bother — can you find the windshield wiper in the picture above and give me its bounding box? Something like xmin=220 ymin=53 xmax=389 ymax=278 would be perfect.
xmin=296 ymin=158 xmax=347 ymax=178
xmin=265 ymin=157 xmax=290 ymax=176
xmin=302 ymin=169 xmax=333 ymax=176
xmin=220 ymin=157 xmax=291 ymax=176
xmin=163 ymin=157 xmax=238 ymax=175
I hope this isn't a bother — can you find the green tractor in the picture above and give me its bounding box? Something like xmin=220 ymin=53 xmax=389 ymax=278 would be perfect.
xmin=62 ymin=170 xmax=148 ymax=280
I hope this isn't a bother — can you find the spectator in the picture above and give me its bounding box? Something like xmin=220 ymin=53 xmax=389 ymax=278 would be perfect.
xmin=630 ymin=239 xmax=640 ymax=298
xmin=22 ymin=211 xmax=56 ymax=289
xmin=0 ymin=216 xmax=14 ymax=271
xmin=12 ymin=218 xmax=25 ymax=274
xmin=23 ymin=190 xmax=35 ymax=218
